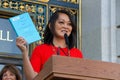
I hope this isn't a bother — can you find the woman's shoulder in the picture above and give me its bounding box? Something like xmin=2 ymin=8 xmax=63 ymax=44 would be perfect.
xmin=32 ymin=44 xmax=52 ymax=53
xmin=35 ymin=44 xmax=51 ymax=49
xmin=70 ymin=47 xmax=83 ymax=54
xmin=70 ymin=47 xmax=81 ymax=51
xmin=70 ymin=47 xmax=83 ymax=58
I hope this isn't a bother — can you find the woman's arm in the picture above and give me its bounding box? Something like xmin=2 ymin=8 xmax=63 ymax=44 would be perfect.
xmin=16 ymin=37 xmax=38 ymax=80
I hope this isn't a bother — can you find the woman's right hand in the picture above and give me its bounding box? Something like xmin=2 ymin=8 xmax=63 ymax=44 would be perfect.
xmin=16 ymin=37 xmax=28 ymax=54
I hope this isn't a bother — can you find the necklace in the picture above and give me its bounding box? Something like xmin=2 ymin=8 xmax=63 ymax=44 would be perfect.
xmin=60 ymin=47 xmax=70 ymax=56
xmin=51 ymin=45 xmax=70 ymax=56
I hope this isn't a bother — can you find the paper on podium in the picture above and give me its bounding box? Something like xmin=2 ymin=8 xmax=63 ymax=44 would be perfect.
xmin=9 ymin=12 xmax=41 ymax=44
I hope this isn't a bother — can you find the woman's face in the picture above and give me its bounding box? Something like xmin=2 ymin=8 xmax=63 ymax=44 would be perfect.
xmin=2 ymin=70 xmax=16 ymax=80
xmin=54 ymin=13 xmax=72 ymax=38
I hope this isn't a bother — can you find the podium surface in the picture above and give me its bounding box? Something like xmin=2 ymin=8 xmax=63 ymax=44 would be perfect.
xmin=34 ymin=55 xmax=120 ymax=80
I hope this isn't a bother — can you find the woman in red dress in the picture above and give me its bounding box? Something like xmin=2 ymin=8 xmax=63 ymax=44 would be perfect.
xmin=16 ymin=10 xmax=83 ymax=80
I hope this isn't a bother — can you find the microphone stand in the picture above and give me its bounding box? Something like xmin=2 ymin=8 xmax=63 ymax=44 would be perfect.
xmin=64 ymin=33 xmax=70 ymax=56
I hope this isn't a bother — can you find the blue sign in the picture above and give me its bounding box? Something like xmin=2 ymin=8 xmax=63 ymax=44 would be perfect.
xmin=0 ymin=18 xmax=21 ymax=54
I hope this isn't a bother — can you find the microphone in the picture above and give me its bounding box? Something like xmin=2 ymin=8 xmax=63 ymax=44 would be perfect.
xmin=57 ymin=47 xmax=60 ymax=55
xmin=64 ymin=33 xmax=70 ymax=49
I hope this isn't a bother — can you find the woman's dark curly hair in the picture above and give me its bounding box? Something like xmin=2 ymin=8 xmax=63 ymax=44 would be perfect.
xmin=0 ymin=64 xmax=22 ymax=80
xmin=44 ymin=10 xmax=77 ymax=49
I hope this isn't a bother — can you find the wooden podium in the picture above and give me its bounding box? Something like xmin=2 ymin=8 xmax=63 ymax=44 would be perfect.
xmin=34 ymin=55 xmax=120 ymax=80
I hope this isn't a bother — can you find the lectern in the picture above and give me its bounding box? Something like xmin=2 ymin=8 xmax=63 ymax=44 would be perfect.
xmin=34 ymin=55 xmax=120 ymax=80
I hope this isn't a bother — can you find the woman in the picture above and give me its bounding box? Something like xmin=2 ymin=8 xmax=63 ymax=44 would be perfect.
xmin=0 ymin=64 xmax=22 ymax=80
xmin=16 ymin=10 xmax=83 ymax=80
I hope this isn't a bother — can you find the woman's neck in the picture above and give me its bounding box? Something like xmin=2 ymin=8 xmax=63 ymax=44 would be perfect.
xmin=53 ymin=37 xmax=67 ymax=48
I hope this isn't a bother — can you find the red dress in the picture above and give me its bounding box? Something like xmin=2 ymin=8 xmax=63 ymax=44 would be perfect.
xmin=30 ymin=44 xmax=83 ymax=73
